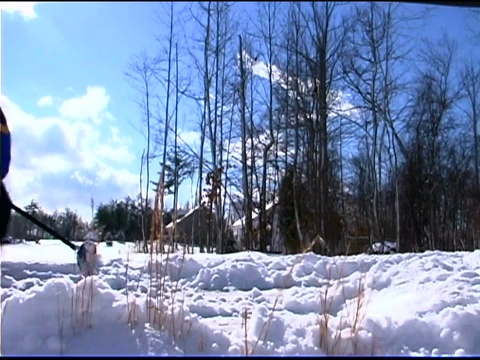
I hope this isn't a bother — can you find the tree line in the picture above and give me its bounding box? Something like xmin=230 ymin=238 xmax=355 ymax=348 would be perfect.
xmin=6 ymin=200 xmax=89 ymax=241
xmin=6 ymin=196 xmax=182 ymax=243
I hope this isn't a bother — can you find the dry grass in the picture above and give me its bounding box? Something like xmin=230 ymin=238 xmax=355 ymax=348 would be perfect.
xmin=130 ymin=239 xmax=196 ymax=353
xmin=71 ymin=276 xmax=96 ymax=332
xmin=315 ymin=262 xmax=375 ymax=355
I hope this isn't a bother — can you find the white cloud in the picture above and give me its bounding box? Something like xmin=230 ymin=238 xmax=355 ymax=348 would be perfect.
xmin=37 ymin=95 xmax=53 ymax=107
xmin=178 ymin=130 xmax=201 ymax=148
xmin=250 ymin=58 xmax=283 ymax=85
xmin=0 ymin=2 xmax=40 ymax=20
xmin=58 ymin=86 xmax=113 ymax=125
xmin=1 ymin=88 xmax=140 ymax=221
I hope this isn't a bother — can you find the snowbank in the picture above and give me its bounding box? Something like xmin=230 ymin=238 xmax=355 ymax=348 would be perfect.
xmin=2 ymin=240 xmax=480 ymax=355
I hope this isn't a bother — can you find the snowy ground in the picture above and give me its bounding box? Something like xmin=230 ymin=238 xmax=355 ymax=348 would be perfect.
xmin=2 ymin=240 xmax=480 ymax=356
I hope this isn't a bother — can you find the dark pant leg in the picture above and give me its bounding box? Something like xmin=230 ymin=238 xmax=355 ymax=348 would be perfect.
xmin=0 ymin=181 xmax=12 ymax=240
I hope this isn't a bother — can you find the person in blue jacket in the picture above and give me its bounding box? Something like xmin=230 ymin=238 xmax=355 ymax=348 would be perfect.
xmin=0 ymin=106 xmax=12 ymax=241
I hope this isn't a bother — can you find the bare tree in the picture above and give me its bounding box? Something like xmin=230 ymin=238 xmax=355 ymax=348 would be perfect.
xmin=207 ymin=2 xmax=236 ymax=254
xmin=150 ymin=1 xmax=177 ymax=253
xmin=400 ymin=34 xmax=461 ymax=251
xmin=301 ymin=2 xmax=345 ymax=250
xmin=289 ymin=4 xmax=307 ymax=250
xmin=272 ymin=2 xmax=344 ymax=253
xmin=238 ymin=34 xmax=253 ymax=251
xmin=186 ymin=1 xmax=215 ymax=253
xmin=255 ymin=1 xmax=280 ymax=252
xmin=125 ymin=51 xmax=157 ymax=253
xmin=341 ymin=2 xmax=418 ymax=251
xmin=460 ymin=59 xmax=480 ymax=187
xmin=172 ymin=42 xmax=180 ymax=251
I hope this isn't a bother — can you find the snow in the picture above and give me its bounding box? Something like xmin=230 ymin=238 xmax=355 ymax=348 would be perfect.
xmin=2 ymin=240 xmax=480 ymax=356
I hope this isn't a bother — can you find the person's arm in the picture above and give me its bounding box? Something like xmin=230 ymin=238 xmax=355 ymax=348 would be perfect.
xmin=0 ymin=107 xmax=11 ymax=180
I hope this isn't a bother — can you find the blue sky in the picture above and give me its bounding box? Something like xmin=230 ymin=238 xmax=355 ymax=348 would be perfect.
xmin=0 ymin=2 xmax=477 ymax=221
xmin=1 ymin=2 xmax=194 ymax=221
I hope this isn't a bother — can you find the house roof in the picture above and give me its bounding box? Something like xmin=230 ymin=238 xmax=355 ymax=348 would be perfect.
xmin=232 ymin=201 xmax=277 ymax=229
xmin=165 ymin=204 xmax=218 ymax=229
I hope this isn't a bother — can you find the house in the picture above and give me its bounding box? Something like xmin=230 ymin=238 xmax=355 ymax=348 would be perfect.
xmin=170 ymin=208 xmax=189 ymax=222
xmin=165 ymin=205 xmax=213 ymax=246
xmin=231 ymin=201 xmax=278 ymax=251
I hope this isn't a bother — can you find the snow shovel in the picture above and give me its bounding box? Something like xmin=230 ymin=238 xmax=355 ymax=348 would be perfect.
xmin=10 ymin=202 xmax=99 ymax=276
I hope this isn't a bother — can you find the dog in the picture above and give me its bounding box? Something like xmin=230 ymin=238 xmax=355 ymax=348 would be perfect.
xmin=76 ymin=240 xmax=99 ymax=277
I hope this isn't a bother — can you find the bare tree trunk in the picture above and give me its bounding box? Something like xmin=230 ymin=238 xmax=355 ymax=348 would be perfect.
xmin=222 ymin=90 xmax=236 ymax=249
xmin=139 ymin=150 xmax=147 ymax=251
xmin=125 ymin=52 xmax=156 ymax=253
xmin=257 ymin=2 xmax=278 ymax=253
xmin=144 ymin=85 xmax=151 ymax=253
xmin=172 ymin=42 xmax=180 ymax=251
xmin=461 ymin=60 xmax=480 ymax=187
xmin=339 ymin=119 xmax=347 ymax=252
xmin=247 ymin=38 xmax=258 ymax=250
xmin=203 ymin=1 xmax=213 ymax=253
xmin=393 ymin=134 xmax=401 ymax=252
xmin=239 ymin=35 xmax=253 ymax=251
xmin=155 ymin=1 xmax=175 ymax=254
xmin=291 ymin=7 xmax=304 ymax=247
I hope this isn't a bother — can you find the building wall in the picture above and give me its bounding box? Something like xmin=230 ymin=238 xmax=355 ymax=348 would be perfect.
xmin=166 ymin=207 xmax=210 ymax=245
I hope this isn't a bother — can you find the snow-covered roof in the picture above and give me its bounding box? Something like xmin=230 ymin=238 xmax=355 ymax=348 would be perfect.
xmin=165 ymin=204 xmax=217 ymax=229
xmin=232 ymin=201 xmax=277 ymax=229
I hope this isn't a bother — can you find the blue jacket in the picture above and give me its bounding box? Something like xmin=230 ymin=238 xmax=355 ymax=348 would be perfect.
xmin=1 ymin=107 xmax=11 ymax=180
